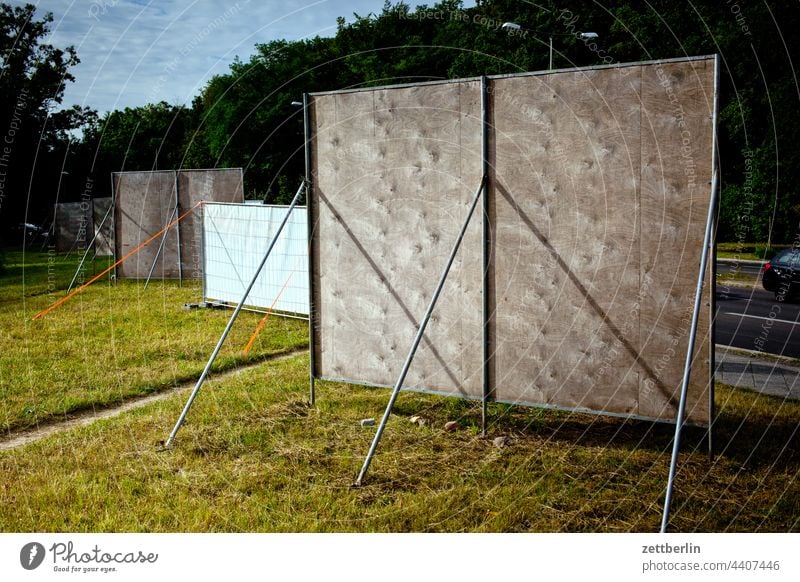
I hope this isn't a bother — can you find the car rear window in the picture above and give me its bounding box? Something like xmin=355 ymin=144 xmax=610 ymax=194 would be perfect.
xmin=773 ymin=249 xmax=800 ymax=267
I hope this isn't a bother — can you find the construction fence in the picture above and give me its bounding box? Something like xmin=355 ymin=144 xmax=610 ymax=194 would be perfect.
xmin=202 ymin=202 xmax=309 ymax=316
xmin=308 ymin=56 xmax=717 ymax=425
xmin=112 ymin=168 xmax=244 ymax=280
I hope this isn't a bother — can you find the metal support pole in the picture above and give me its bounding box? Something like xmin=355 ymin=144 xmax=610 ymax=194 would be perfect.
xmin=303 ymin=92 xmax=316 ymax=407
xmin=110 ymin=173 xmax=118 ymax=283
xmin=480 ymin=76 xmax=490 ymax=437
xmin=549 ymin=36 xmax=553 ymax=70
xmin=660 ymin=169 xmax=719 ymax=533
xmin=175 ymin=171 xmax=183 ymax=286
xmin=143 ymin=204 xmax=179 ymax=290
xmin=354 ymin=177 xmax=486 ymax=486
xmin=165 ymin=180 xmax=306 ymax=448
xmin=708 ymin=54 xmax=720 ymax=462
xmin=708 ymin=202 xmax=717 ymax=462
xmin=67 ymin=202 xmax=113 ymax=292
xmin=201 ymin=201 xmax=208 ymax=304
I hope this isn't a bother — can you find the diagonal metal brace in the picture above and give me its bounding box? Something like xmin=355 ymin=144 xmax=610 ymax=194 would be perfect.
xmin=660 ymin=169 xmax=718 ymax=532
xmin=164 ymin=180 xmax=306 ymax=448
xmin=354 ymin=176 xmax=486 ymax=486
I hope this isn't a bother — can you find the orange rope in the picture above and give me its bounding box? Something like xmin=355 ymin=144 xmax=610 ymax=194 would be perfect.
xmin=242 ymin=272 xmax=294 ymax=356
xmin=32 ymin=201 xmax=203 ymax=321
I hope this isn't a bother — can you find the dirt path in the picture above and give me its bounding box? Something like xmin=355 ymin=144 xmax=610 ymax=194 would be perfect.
xmin=0 ymin=348 xmax=307 ymax=451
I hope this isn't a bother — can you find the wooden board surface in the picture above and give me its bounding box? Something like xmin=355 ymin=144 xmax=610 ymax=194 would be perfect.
xmin=92 ymin=197 xmax=114 ymax=256
xmin=178 ymin=169 xmax=244 ymax=279
xmin=114 ymin=171 xmax=177 ymax=279
xmin=311 ymin=81 xmax=484 ymax=398
xmin=638 ymin=59 xmax=714 ymax=421
xmin=310 ymin=57 xmax=715 ymax=424
xmin=113 ymin=169 xmax=244 ymax=279
xmin=54 ymin=201 xmax=93 ymax=253
xmin=490 ymin=65 xmax=645 ymax=416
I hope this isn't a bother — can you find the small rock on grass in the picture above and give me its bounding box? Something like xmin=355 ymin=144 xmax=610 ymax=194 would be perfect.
xmin=360 ymin=418 xmax=375 ymax=427
xmin=444 ymin=421 xmax=460 ymax=432
xmin=409 ymin=415 xmax=428 ymax=427
xmin=493 ymin=436 xmax=511 ymax=449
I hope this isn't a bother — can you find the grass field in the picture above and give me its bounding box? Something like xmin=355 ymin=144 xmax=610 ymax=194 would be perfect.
xmin=0 ymin=250 xmax=798 ymax=532
xmin=0 ymin=250 xmax=307 ymax=433
xmin=716 ymin=242 xmax=790 ymax=262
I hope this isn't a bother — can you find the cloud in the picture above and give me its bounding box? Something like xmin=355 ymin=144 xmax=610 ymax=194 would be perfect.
xmin=17 ymin=0 xmax=393 ymax=113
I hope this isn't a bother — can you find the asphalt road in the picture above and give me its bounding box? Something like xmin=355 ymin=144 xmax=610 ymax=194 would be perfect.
xmin=715 ymin=286 xmax=800 ymax=358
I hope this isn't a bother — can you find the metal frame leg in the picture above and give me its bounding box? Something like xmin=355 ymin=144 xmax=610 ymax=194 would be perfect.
xmin=480 ymin=75 xmax=491 ymax=437
xmin=354 ymin=177 xmax=486 ymax=486
xmin=303 ymin=92 xmax=316 ymax=407
xmin=164 ymin=180 xmax=307 ymax=448
xmin=660 ymin=170 xmax=719 ymax=533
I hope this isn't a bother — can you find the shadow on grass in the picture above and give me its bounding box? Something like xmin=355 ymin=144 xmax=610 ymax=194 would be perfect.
xmin=711 ymin=409 xmax=800 ymax=469
xmin=389 ymin=386 xmax=799 ymax=472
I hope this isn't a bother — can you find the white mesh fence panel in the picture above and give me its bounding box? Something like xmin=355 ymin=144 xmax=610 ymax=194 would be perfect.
xmin=202 ymin=203 xmax=308 ymax=316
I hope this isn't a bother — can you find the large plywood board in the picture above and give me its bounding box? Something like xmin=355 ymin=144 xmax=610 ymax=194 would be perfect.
xmin=113 ymin=169 xmax=244 ymax=279
xmin=54 ymin=201 xmax=93 ymax=252
xmin=638 ymin=59 xmax=715 ymax=421
xmin=178 ymin=169 xmax=244 ymax=279
xmin=491 ymin=65 xmax=645 ymax=417
xmin=310 ymin=57 xmax=715 ymax=424
xmin=113 ymin=171 xmax=178 ymax=279
xmin=311 ymin=80 xmax=484 ymax=399
xmin=491 ymin=59 xmax=714 ymax=424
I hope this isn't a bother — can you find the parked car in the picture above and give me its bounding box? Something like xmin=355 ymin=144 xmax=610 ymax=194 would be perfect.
xmin=762 ymin=248 xmax=800 ymax=301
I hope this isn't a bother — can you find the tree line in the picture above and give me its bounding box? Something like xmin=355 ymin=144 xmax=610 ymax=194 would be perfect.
xmin=1 ymin=0 xmax=798 ymax=248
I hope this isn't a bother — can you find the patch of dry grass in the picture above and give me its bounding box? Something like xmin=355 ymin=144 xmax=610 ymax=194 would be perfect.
xmin=0 ymin=352 xmax=796 ymax=532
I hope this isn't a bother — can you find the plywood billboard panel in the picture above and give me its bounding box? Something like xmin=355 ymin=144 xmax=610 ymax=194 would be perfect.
xmin=178 ymin=169 xmax=245 ymax=279
xmin=311 ymin=81 xmax=484 ymax=399
xmin=490 ymin=66 xmax=644 ymax=416
xmin=638 ymin=59 xmax=715 ymax=420
xmin=113 ymin=169 xmax=244 ymax=279
xmin=54 ymin=201 xmax=93 ymax=253
xmin=310 ymin=57 xmax=715 ymax=424
xmin=114 ymin=171 xmax=177 ymax=279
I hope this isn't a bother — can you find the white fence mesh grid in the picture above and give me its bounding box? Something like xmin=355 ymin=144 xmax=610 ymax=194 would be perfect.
xmin=202 ymin=203 xmax=308 ymax=316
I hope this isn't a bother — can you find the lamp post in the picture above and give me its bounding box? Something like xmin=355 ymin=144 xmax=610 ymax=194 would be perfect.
xmin=501 ymin=22 xmax=598 ymax=70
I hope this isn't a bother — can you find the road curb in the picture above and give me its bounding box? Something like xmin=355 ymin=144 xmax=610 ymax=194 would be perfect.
xmin=716 ymin=279 xmax=760 ymax=290
xmin=715 ymin=344 xmax=800 ymax=368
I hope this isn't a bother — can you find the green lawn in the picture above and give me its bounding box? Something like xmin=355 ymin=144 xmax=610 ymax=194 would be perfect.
xmin=0 ymin=353 xmax=797 ymax=532
xmin=0 ymin=250 xmax=307 ymax=433
xmin=0 ymin=251 xmax=797 ymax=532
xmin=717 ymin=242 xmax=790 ymax=262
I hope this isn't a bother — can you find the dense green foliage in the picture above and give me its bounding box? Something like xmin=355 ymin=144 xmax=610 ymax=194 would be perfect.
xmin=1 ymin=1 xmax=799 ymax=244
xmin=0 ymin=3 xmax=94 ymax=249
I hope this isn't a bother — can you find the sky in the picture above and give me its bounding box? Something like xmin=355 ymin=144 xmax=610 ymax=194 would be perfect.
xmin=16 ymin=0 xmax=426 ymax=113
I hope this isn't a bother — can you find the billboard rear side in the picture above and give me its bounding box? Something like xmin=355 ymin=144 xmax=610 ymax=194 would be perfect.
xmin=309 ymin=57 xmax=716 ymax=424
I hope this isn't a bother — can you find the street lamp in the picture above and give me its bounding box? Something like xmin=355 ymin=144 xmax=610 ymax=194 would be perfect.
xmin=501 ymin=22 xmax=599 ymax=70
